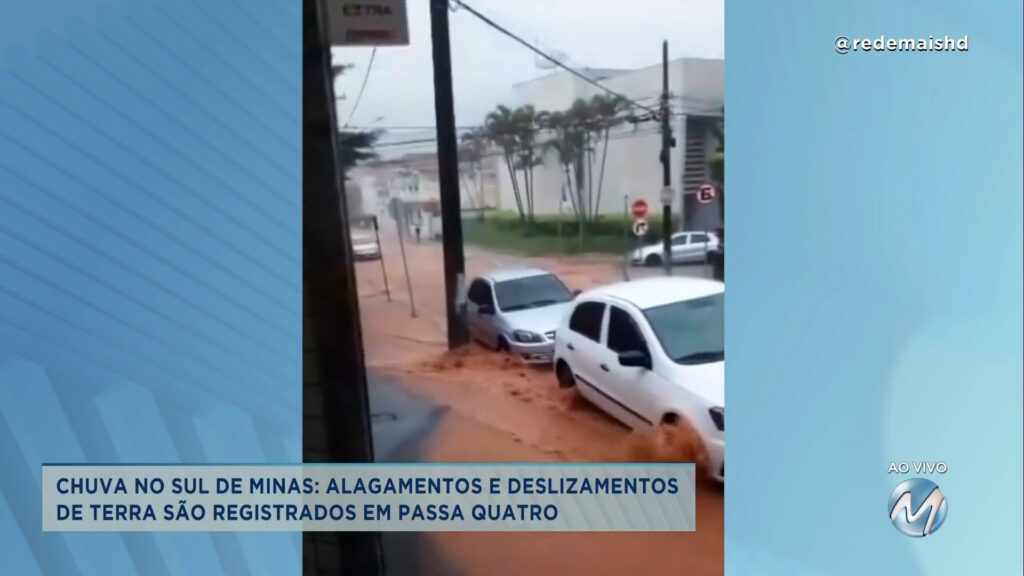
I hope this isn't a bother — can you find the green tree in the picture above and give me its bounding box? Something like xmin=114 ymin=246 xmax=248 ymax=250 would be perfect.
xmin=589 ymin=94 xmax=631 ymax=218
xmin=512 ymin=105 xmax=542 ymax=223
xmin=564 ymin=98 xmax=601 ymax=222
xmin=458 ymin=127 xmax=490 ymax=218
xmin=485 ymin=105 xmax=527 ymax=222
xmin=538 ymin=110 xmax=581 ymax=219
xmin=332 ymin=62 xmax=380 ymax=215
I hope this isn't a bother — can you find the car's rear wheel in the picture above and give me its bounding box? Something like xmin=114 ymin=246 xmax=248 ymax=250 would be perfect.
xmin=645 ymin=253 xmax=662 ymax=267
xmin=555 ymin=361 xmax=576 ymax=389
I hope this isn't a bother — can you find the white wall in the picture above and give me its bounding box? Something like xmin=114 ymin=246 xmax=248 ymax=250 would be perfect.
xmin=494 ymin=119 xmax=685 ymax=218
xmin=494 ymin=58 xmax=722 ymax=220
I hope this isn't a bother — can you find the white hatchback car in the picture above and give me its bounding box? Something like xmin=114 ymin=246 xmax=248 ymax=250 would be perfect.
xmin=631 ymin=231 xmax=720 ymax=267
xmin=552 ymin=277 xmax=725 ymax=481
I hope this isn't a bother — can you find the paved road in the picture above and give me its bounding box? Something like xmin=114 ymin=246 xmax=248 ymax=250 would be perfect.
xmin=365 ymin=371 xmax=469 ymax=576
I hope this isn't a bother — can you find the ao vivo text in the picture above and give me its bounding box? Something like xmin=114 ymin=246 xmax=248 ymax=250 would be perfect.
xmin=888 ymin=461 xmax=948 ymax=474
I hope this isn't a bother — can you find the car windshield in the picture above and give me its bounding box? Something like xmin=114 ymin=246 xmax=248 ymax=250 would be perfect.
xmin=642 ymin=293 xmax=724 ymax=365
xmin=494 ymin=274 xmax=573 ymax=312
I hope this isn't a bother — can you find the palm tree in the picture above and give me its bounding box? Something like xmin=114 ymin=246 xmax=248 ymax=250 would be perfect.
xmin=458 ymin=127 xmax=489 ymax=217
xmin=538 ymin=111 xmax=580 ymax=218
xmin=589 ymin=94 xmax=631 ymax=217
xmin=512 ymin=105 xmax=542 ymax=223
xmin=565 ymin=98 xmax=598 ymax=221
xmin=484 ymin=105 xmax=526 ymax=222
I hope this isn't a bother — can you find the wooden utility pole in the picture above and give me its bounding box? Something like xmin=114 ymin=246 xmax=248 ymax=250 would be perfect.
xmin=659 ymin=40 xmax=675 ymax=276
xmin=430 ymin=0 xmax=470 ymax=349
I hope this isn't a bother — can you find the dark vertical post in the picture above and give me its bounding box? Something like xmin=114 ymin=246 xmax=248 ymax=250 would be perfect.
xmin=372 ymin=216 xmax=392 ymax=301
xmin=302 ymin=0 xmax=383 ymax=574
xmin=660 ymin=40 xmax=673 ymax=276
xmin=430 ymin=0 xmax=470 ymax=349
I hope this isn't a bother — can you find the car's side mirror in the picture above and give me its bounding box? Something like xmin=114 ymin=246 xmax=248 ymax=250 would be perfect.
xmin=571 ymin=289 xmax=582 ymax=297
xmin=618 ymin=350 xmax=651 ymax=370
xmin=478 ymin=304 xmax=495 ymax=316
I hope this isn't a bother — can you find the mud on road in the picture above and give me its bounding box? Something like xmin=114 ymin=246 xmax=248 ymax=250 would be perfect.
xmin=354 ymin=226 xmax=723 ymax=576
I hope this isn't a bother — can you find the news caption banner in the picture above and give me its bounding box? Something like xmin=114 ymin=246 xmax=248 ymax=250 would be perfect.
xmin=43 ymin=464 xmax=696 ymax=532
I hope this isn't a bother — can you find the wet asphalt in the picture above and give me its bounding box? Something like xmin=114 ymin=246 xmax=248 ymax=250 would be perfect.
xmin=367 ymin=371 xmax=469 ymax=576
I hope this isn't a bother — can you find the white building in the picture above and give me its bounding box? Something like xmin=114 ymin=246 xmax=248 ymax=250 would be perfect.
xmin=495 ymin=57 xmax=723 ymax=232
xmin=348 ymin=151 xmax=502 ymax=239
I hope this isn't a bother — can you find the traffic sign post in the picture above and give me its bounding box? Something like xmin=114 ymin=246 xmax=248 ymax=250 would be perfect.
xmin=631 ymin=199 xmax=649 ymax=220
xmin=697 ymin=183 xmax=716 ymax=204
xmin=660 ymin=186 xmax=675 ymax=207
xmin=632 ymin=219 xmax=649 ymax=237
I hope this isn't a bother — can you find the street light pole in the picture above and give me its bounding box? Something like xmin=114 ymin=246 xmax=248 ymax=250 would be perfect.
xmin=430 ymin=0 xmax=470 ymax=349
xmin=659 ymin=40 xmax=674 ymax=276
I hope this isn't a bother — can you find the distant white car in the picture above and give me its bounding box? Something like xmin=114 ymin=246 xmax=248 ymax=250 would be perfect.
xmin=552 ymin=277 xmax=725 ymax=481
xmin=351 ymin=231 xmax=381 ymax=261
xmin=631 ymin=231 xmax=720 ymax=267
xmin=466 ymin=268 xmax=578 ymax=364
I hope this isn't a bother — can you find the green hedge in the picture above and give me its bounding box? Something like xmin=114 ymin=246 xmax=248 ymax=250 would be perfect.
xmin=481 ymin=210 xmax=677 ymax=242
xmin=461 ymin=211 xmax=674 ymax=256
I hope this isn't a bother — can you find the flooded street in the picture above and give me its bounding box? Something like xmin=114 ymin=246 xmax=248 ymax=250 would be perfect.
xmin=356 ymin=223 xmax=723 ymax=575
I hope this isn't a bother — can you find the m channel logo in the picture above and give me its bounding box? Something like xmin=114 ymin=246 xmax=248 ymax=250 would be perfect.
xmin=887 ymin=461 xmax=948 ymax=538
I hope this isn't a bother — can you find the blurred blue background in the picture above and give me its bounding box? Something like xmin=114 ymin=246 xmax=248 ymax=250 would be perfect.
xmin=726 ymin=1 xmax=1022 ymax=575
xmin=1 ymin=0 xmax=302 ymax=574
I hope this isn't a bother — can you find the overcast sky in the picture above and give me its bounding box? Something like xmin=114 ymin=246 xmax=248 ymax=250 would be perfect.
xmin=332 ymin=0 xmax=723 ymax=134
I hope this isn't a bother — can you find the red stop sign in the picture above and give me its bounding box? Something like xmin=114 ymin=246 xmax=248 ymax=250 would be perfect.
xmin=631 ymin=199 xmax=649 ymax=219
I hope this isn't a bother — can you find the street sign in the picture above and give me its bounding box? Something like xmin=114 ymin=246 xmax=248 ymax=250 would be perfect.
xmin=631 ymin=199 xmax=649 ymax=219
xmin=632 ymin=219 xmax=649 ymax=237
xmin=660 ymin=186 xmax=675 ymax=206
xmin=328 ymin=1 xmax=410 ymax=46
xmin=697 ymin=183 xmax=716 ymax=204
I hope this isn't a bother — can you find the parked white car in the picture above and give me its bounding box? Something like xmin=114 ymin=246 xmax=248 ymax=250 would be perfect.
xmin=351 ymin=231 xmax=381 ymax=261
xmin=631 ymin=231 xmax=720 ymax=267
xmin=552 ymin=277 xmax=725 ymax=481
xmin=466 ymin=268 xmax=578 ymax=364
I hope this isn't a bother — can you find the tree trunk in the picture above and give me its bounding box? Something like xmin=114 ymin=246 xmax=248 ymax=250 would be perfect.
xmin=586 ymin=134 xmax=595 ymax=220
xmin=594 ymin=127 xmax=611 ymax=217
xmin=459 ymin=169 xmax=477 ymax=210
xmin=475 ymin=163 xmax=486 ymax=221
xmin=562 ymin=163 xmax=578 ymax=216
xmin=528 ymin=157 xmax=536 ymax=223
xmin=503 ymin=153 xmax=525 ymax=221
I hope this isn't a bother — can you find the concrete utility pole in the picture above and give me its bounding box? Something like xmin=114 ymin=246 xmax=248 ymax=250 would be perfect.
xmin=659 ymin=40 xmax=675 ymax=276
xmin=302 ymin=0 xmax=382 ymax=573
xmin=430 ymin=0 xmax=470 ymax=349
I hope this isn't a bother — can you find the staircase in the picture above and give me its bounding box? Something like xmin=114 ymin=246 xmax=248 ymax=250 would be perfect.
xmin=682 ymin=118 xmax=711 ymax=195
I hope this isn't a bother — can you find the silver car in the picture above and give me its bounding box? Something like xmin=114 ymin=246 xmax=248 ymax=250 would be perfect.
xmin=631 ymin=231 xmax=720 ymax=267
xmin=351 ymin=231 xmax=381 ymax=261
xmin=465 ymin=268 xmax=578 ymax=364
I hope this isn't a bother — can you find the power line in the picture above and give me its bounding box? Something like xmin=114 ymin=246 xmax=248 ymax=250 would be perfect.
xmin=450 ymin=0 xmax=661 ymax=118
xmin=373 ymin=124 xmax=663 ymax=152
xmin=343 ymin=47 xmax=377 ymax=128
xmin=346 ymin=124 xmax=484 ymax=132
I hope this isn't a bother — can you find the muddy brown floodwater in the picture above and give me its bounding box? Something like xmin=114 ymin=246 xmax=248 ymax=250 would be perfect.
xmin=355 ymin=224 xmax=723 ymax=576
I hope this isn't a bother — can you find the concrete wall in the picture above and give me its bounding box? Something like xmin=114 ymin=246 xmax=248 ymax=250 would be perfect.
xmin=493 ymin=119 xmax=684 ymax=219
xmin=494 ymin=58 xmax=723 ymax=223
